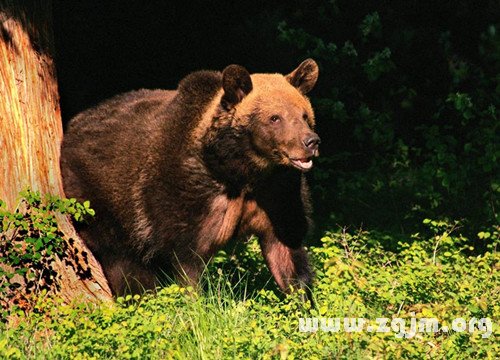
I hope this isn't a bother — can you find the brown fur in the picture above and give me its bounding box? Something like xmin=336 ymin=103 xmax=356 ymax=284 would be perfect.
xmin=61 ymin=60 xmax=320 ymax=297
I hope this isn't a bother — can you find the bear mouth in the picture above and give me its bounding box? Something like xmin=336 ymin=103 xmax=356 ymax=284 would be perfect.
xmin=289 ymin=157 xmax=313 ymax=171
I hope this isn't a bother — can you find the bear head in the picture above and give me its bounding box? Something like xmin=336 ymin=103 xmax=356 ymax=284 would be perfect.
xmin=220 ymin=59 xmax=320 ymax=173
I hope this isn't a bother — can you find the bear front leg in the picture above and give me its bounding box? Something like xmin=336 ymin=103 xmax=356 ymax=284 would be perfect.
xmin=259 ymin=235 xmax=314 ymax=302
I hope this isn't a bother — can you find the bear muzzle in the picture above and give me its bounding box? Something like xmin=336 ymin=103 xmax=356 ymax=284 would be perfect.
xmin=288 ymin=133 xmax=320 ymax=172
xmin=303 ymin=133 xmax=320 ymax=151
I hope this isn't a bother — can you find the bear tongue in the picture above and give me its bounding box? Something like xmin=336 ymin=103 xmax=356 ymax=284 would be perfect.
xmin=299 ymin=159 xmax=313 ymax=169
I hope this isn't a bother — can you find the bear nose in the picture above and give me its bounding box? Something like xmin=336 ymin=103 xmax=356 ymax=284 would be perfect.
xmin=303 ymin=133 xmax=321 ymax=150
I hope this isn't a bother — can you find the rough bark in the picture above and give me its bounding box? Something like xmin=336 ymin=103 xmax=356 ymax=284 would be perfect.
xmin=0 ymin=0 xmax=112 ymax=307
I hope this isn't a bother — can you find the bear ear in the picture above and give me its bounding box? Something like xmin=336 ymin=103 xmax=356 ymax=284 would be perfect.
xmin=286 ymin=58 xmax=319 ymax=94
xmin=221 ymin=65 xmax=253 ymax=110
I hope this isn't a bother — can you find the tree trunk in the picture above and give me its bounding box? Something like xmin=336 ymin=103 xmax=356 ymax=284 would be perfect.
xmin=0 ymin=0 xmax=112 ymax=308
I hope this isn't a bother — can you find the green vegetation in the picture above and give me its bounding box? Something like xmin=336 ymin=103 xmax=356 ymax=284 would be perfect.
xmin=275 ymin=3 xmax=499 ymax=236
xmin=0 ymin=190 xmax=94 ymax=319
xmin=1 ymin=208 xmax=498 ymax=358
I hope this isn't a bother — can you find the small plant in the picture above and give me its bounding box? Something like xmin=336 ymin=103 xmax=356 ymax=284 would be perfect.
xmin=0 ymin=190 xmax=94 ymax=319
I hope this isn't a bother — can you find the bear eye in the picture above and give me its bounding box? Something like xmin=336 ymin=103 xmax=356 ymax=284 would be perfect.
xmin=270 ymin=115 xmax=281 ymax=123
xmin=303 ymin=113 xmax=309 ymax=121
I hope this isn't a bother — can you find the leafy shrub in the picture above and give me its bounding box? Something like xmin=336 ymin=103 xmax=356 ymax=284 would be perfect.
xmin=0 ymin=190 xmax=94 ymax=319
xmin=276 ymin=2 xmax=499 ymax=236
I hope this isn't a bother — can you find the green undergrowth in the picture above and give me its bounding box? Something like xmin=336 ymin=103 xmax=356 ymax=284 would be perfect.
xmin=1 ymin=220 xmax=498 ymax=359
xmin=0 ymin=190 xmax=94 ymax=319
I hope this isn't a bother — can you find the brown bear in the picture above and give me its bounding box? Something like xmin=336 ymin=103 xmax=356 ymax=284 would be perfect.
xmin=60 ymin=59 xmax=321 ymax=298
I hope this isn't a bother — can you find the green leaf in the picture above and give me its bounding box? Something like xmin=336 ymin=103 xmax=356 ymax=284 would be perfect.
xmin=478 ymin=232 xmax=491 ymax=239
xmin=34 ymin=239 xmax=43 ymax=251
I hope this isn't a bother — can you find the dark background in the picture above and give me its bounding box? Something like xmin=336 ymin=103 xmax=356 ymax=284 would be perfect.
xmin=52 ymin=1 xmax=500 ymax=239
xmin=53 ymin=1 xmax=298 ymax=119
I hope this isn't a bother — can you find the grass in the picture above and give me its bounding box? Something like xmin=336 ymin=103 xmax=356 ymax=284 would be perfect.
xmin=1 ymin=223 xmax=499 ymax=359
